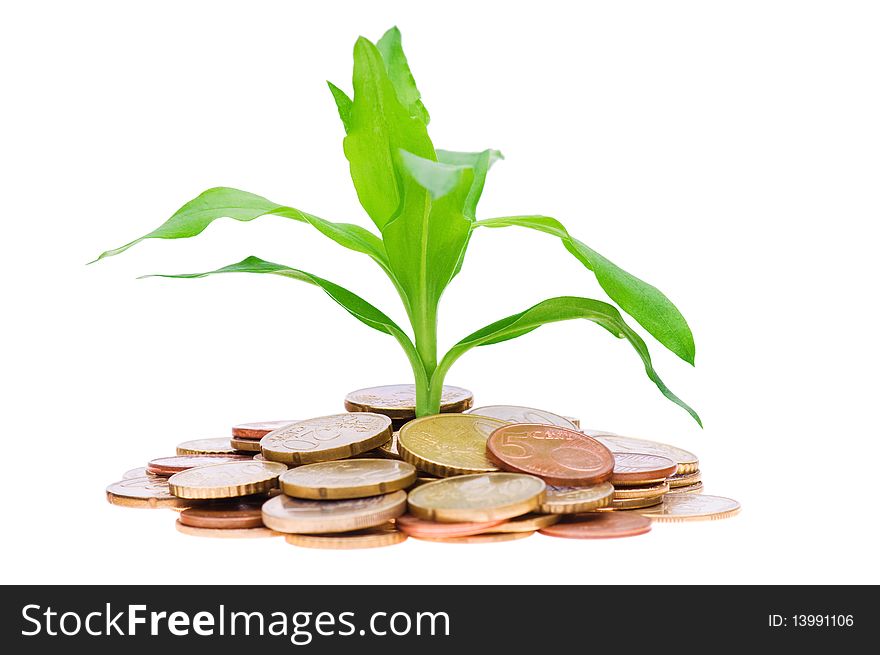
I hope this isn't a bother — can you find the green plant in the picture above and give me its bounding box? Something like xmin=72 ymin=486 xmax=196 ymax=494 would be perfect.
xmin=93 ymin=27 xmax=700 ymax=425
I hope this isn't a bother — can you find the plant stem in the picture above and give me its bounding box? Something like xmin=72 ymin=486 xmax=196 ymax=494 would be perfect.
xmin=425 ymin=371 xmax=446 ymax=416
xmin=413 ymin=305 xmax=439 ymax=416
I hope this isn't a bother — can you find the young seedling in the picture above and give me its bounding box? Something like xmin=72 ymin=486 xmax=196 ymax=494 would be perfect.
xmin=93 ymin=27 xmax=700 ymax=424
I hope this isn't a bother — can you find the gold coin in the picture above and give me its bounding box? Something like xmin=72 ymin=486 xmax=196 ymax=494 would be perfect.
xmin=168 ymin=461 xmax=286 ymax=499
xmin=398 ymin=414 xmax=505 ymax=477
xmin=251 ymin=453 xmax=287 ymax=465
xmin=260 ymin=413 xmax=392 ymax=465
xmin=491 ymin=513 xmax=560 ymax=533
xmin=176 ymin=438 xmax=237 ymax=456
xmin=279 ymin=459 xmax=416 ymax=499
xmin=284 ymin=523 xmax=406 ymax=549
xmin=412 ymin=476 xmax=440 ymax=488
xmin=413 ymin=531 xmax=535 ymax=544
xmin=375 ymin=432 xmax=402 ymax=460
xmin=594 ymin=434 xmax=698 ymax=475
xmin=174 ymin=521 xmax=281 ymax=539
xmin=229 ymin=436 xmax=262 ymax=452
xmin=580 ymin=427 xmax=619 ymax=438
xmin=538 ymin=482 xmax=614 ymax=514
xmin=668 ymin=469 xmax=702 ymax=488
xmin=667 ymin=481 xmax=704 ymax=494
xmin=603 ymin=495 xmax=665 ymax=510
xmin=122 ymin=467 xmax=151 ymax=479
xmin=344 ymin=384 xmax=473 ymax=420
xmin=638 ymin=494 xmax=740 ymax=521
xmin=106 ymin=476 xmax=189 ymax=509
xmin=465 ymin=405 xmax=577 ymax=429
xmin=406 ymin=473 xmax=545 ymax=522
xmin=261 ymin=490 xmax=407 ymax=534
xmin=613 ymin=481 xmax=670 ymax=500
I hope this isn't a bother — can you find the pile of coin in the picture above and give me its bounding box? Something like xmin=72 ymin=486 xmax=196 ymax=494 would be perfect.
xmin=105 ymin=384 xmax=740 ymax=548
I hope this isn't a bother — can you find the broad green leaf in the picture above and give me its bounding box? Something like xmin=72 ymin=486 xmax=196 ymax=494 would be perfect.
xmin=436 ymin=149 xmax=503 ymax=282
xmin=343 ymin=37 xmax=435 ymax=230
xmin=435 ymin=296 xmax=701 ymax=426
xmin=473 ymin=215 xmax=696 ymax=365
xmin=384 ymin=150 xmax=474 ymax=330
xmin=90 ymin=187 xmax=389 ymax=270
xmin=399 ymin=150 xmax=470 ymax=199
xmin=142 ymin=256 xmax=426 ymax=385
xmin=326 ymin=81 xmax=353 ymax=132
xmin=376 ymin=26 xmax=430 ymax=125
xmin=436 ymin=149 xmax=503 ymax=220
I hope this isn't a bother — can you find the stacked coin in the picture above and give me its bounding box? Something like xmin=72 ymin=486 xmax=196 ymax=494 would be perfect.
xmin=599 ymin=452 xmax=678 ymax=511
xmin=345 ymin=384 xmax=473 ymax=430
xmin=105 ymin=389 xmax=740 ymax=548
xmin=264 ymin=461 xmax=413 ymax=549
xmin=594 ymin=433 xmax=703 ymax=494
xmin=229 ymin=420 xmax=298 ymax=453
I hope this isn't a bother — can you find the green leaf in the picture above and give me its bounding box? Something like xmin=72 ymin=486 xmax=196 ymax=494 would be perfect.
xmin=435 ymin=296 xmax=701 ymax=426
xmin=436 ymin=149 xmax=503 ymax=220
xmin=326 ymin=81 xmax=353 ymax=133
xmin=398 ymin=150 xmax=470 ymax=199
xmin=376 ymin=26 xmax=430 ymax=124
xmin=473 ymin=215 xmax=696 ymax=365
xmin=142 ymin=255 xmax=427 ymax=385
xmin=90 ymin=187 xmax=389 ymax=270
xmin=343 ymin=37 xmax=435 ymax=230
xmin=384 ymin=150 xmax=474 ymax=330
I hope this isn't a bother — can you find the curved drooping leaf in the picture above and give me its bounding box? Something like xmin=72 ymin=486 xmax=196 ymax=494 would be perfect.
xmin=343 ymin=37 xmax=434 ymax=230
xmin=435 ymin=296 xmax=701 ymax=426
xmin=472 ymin=215 xmax=696 ymax=365
xmin=91 ymin=187 xmax=388 ymax=269
xmin=437 ymin=149 xmax=504 ymax=281
xmin=326 ymin=81 xmax=353 ymax=132
xmin=376 ymin=26 xmax=430 ymax=125
xmin=399 ymin=150 xmax=471 ymax=199
xmin=385 ymin=150 xmax=474 ymax=341
xmin=436 ymin=149 xmax=503 ymax=220
xmin=142 ymin=256 xmax=426 ymax=386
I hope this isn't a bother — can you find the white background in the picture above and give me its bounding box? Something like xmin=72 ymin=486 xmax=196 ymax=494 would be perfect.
xmin=2 ymin=0 xmax=878 ymax=585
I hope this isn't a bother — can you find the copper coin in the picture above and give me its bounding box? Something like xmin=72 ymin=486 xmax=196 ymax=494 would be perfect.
xmin=178 ymin=499 xmax=266 ymax=529
xmin=486 ymin=424 xmax=614 ymax=486
xmin=231 ymin=420 xmax=298 ymax=439
xmin=539 ymin=513 xmax=652 ymax=539
xmin=611 ymin=452 xmax=678 ymax=485
xmin=146 ymin=454 xmax=250 ymax=476
xmin=595 ymin=433 xmax=699 ymax=475
xmin=344 ymin=384 xmax=473 ymax=420
xmin=395 ymin=514 xmax=506 ymax=538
